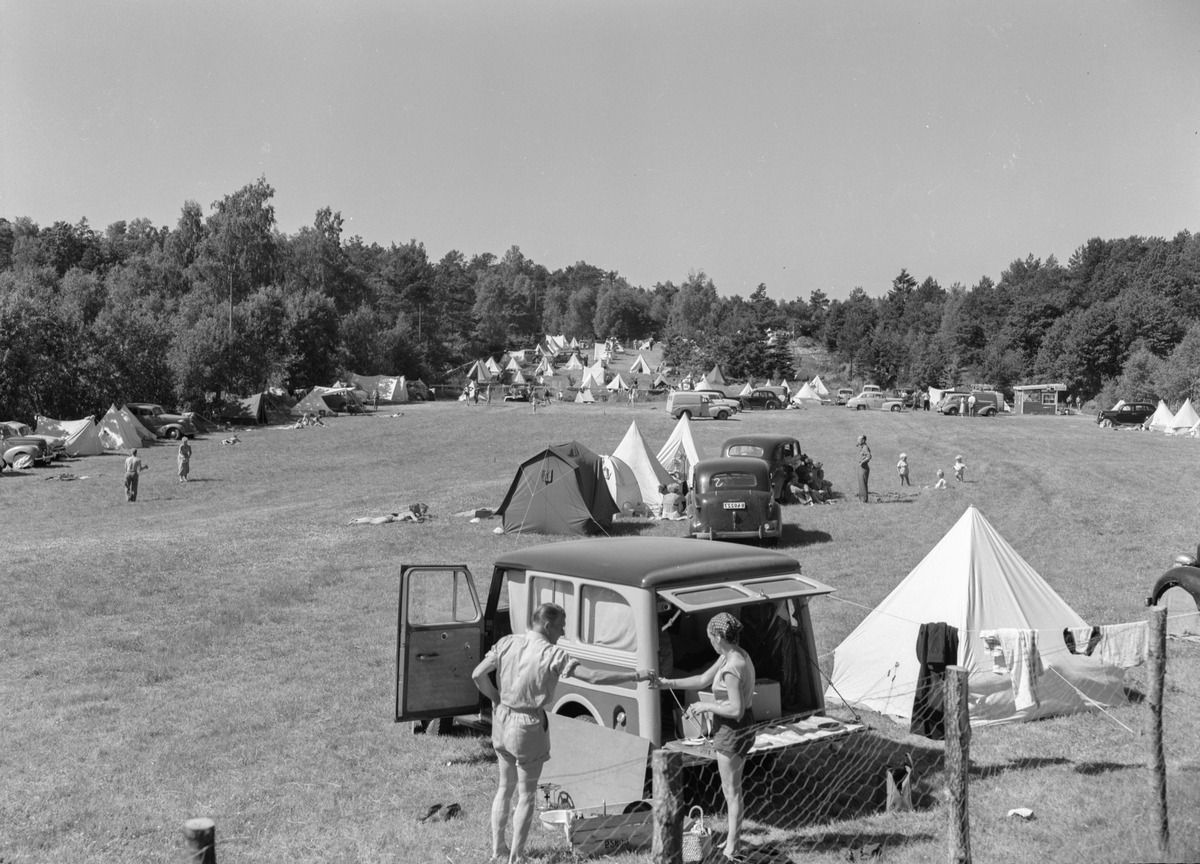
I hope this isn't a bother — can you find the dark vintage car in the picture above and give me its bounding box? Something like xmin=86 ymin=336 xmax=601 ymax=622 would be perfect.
xmin=687 ymin=456 xmax=782 ymax=545
xmin=125 ymin=403 xmax=197 ymax=439
xmin=1097 ymin=402 xmax=1156 ymax=427
xmin=1146 ymin=543 xmax=1200 ymax=639
xmin=721 ymin=434 xmax=803 ymax=502
xmin=739 ymin=386 xmax=788 ymax=411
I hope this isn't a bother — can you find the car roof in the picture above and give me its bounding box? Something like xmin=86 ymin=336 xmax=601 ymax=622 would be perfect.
xmin=696 ymin=456 xmax=772 ymax=477
xmin=494 ymin=536 xmax=801 ymax=589
xmin=721 ymin=434 xmax=800 ymax=452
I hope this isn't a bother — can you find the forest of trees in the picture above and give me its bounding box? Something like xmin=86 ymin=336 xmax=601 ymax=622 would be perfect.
xmin=3 ymin=176 xmax=1199 ymax=422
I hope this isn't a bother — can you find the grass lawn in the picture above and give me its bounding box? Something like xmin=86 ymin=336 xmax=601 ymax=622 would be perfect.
xmin=4 ymin=398 xmax=1200 ymax=863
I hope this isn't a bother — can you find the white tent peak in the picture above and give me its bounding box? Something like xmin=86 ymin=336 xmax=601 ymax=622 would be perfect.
xmin=1169 ymin=397 xmax=1200 ymax=431
xmin=826 ymin=505 xmax=1127 ymax=726
xmin=1147 ymin=400 xmax=1175 ymax=431
xmin=810 ymin=376 xmax=830 ymax=397
xmin=613 ymin=421 xmax=672 ymax=511
xmin=656 ymin=414 xmax=705 ymax=484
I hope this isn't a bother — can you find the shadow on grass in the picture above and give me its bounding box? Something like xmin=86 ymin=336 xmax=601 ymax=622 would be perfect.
xmin=971 ymin=755 xmax=1071 ymax=778
xmin=747 ymin=830 xmax=939 ymax=860
xmin=605 ymin=521 xmax=657 ymax=537
xmin=871 ymin=491 xmax=919 ymax=504
xmin=1075 ymin=760 xmax=1142 ymax=775
xmin=778 ymin=525 xmax=833 ymax=549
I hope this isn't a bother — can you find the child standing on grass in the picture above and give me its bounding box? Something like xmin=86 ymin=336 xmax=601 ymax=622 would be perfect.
xmin=953 ymin=455 xmax=966 ymax=483
xmin=897 ymin=453 xmax=911 ymax=487
xmin=934 ymin=469 xmax=947 ymax=489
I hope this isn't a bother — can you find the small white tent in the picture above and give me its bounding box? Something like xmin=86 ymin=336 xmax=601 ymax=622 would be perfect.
xmin=1147 ymin=400 xmax=1175 ymax=431
xmin=564 ymin=354 xmax=585 ymax=370
xmin=511 ymin=369 xmax=528 ymax=386
xmin=706 ymin=365 xmax=727 ymax=386
xmin=486 ymin=357 xmax=503 ymax=375
xmin=826 ymin=506 xmax=1128 ymax=727
xmin=580 ymin=369 xmax=603 ymax=390
xmin=606 ymin=373 xmax=629 ymax=392
xmin=574 ymin=388 xmax=596 ymax=404
xmin=1169 ymin=398 xmax=1200 ymax=432
xmin=594 ymin=342 xmax=609 ymax=365
xmin=506 ymin=356 xmax=523 ymax=372
xmin=810 ymin=376 xmax=831 ymax=398
xmin=657 ymin=414 xmax=705 ymax=484
xmin=629 ymin=355 xmax=653 ymax=375
xmin=36 ymin=415 xmax=104 ymax=456
xmin=601 ymin=455 xmax=644 ymax=515
xmin=99 ymin=405 xmax=151 ymax=450
xmin=613 ymin=421 xmax=672 ymax=512
xmin=739 ymin=382 xmax=754 ymax=397
xmin=791 ymin=382 xmax=823 ymax=406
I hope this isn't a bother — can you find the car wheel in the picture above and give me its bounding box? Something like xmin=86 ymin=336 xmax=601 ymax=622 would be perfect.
xmin=716 ymin=410 xmax=729 ymax=421
xmin=766 ymin=401 xmax=779 ymax=410
xmin=856 ymin=405 xmax=865 ymax=411
xmin=166 ymin=428 xmax=181 ymax=440
xmin=890 ymin=405 xmax=901 ymax=412
xmin=947 ymin=407 xmax=958 ymax=415
xmin=680 ymin=409 xmax=692 ymax=419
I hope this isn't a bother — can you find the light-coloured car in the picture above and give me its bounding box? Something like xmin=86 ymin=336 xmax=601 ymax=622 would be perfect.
xmin=846 ymin=390 xmax=886 ymax=410
xmin=666 ymin=391 xmax=733 ymax=421
xmin=691 ymin=388 xmax=741 ymax=416
xmin=1 ymin=421 xmax=66 ymax=457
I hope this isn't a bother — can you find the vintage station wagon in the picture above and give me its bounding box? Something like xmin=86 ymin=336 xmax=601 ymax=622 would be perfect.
xmin=395 ymin=537 xmax=833 ymax=746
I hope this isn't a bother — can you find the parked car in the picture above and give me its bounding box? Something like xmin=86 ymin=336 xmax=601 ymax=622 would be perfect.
xmin=125 ymin=403 xmax=197 ymax=439
xmin=936 ymin=391 xmax=1001 ymax=417
xmin=721 ymin=434 xmax=803 ymax=502
xmin=739 ymin=386 xmax=788 ymax=411
xmin=835 ymin=388 xmax=854 ymax=405
xmin=1097 ymin=402 xmax=1157 ymax=427
xmin=395 ymin=537 xmax=841 ymax=754
xmin=666 ymin=391 xmax=733 ymax=421
xmin=687 ymin=457 xmax=783 ymax=545
xmin=691 ymin=388 xmax=741 ymax=416
xmin=0 ymin=425 xmax=52 ymax=469
xmin=0 ymin=421 xmax=66 ymax=458
xmin=845 ymin=390 xmax=887 ymax=410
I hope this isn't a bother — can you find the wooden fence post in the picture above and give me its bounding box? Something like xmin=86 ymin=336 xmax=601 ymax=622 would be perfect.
xmin=652 ymin=749 xmax=683 ymax=864
xmin=1147 ymin=605 xmax=1169 ymax=854
xmin=945 ymin=665 xmax=971 ymax=864
xmin=183 ymin=817 xmax=216 ymax=864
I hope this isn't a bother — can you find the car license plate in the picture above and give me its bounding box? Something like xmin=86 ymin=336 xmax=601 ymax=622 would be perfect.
xmin=723 ymin=502 xmax=746 ymax=510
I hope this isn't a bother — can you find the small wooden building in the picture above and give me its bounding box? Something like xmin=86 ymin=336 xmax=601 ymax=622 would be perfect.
xmin=1012 ymin=383 xmax=1067 ymax=415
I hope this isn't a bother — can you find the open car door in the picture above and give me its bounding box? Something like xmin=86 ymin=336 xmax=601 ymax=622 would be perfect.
xmin=396 ymin=565 xmax=485 ymax=722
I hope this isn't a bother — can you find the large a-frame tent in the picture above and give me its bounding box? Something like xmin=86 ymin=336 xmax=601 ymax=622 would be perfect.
xmin=791 ymin=382 xmax=822 ymax=406
xmin=706 ymin=365 xmax=727 ymax=386
xmin=510 ymin=369 xmax=528 ymax=386
xmin=36 ymin=415 xmax=104 ymax=456
xmin=613 ymin=421 xmax=672 ymax=512
xmin=606 ymin=373 xmax=629 ymax=392
xmin=810 ymin=376 xmax=831 ymax=398
xmin=1169 ymin=398 xmax=1200 ymax=432
xmin=349 ymin=373 xmax=408 ymax=403
xmin=564 ymin=353 xmax=585 ymax=370
xmin=99 ymin=404 xmax=153 ymax=450
xmin=826 ymin=506 xmax=1128 ymax=726
xmin=657 ymin=414 xmax=705 ymax=483
xmin=629 ymin=355 xmax=653 ymax=375
xmin=495 ymin=441 xmax=619 ymax=535
xmin=1147 ymin=400 xmax=1175 ymax=431
xmin=466 ymin=360 xmax=493 ymax=383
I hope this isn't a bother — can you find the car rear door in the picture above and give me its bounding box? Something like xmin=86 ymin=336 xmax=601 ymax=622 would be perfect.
xmin=658 ymin=573 xmax=834 ymax=612
xmin=395 ymin=565 xmax=485 ymax=722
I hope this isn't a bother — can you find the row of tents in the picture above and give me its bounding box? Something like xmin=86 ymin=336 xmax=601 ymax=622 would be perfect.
xmin=36 ymin=404 xmax=161 ymax=455
xmin=1136 ymin=398 xmax=1200 ymax=434
xmin=494 ymin=415 xmax=706 ymax=535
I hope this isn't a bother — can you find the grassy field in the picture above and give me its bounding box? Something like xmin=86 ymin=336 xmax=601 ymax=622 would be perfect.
xmin=4 ymin=396 xmax=1200 ymax=863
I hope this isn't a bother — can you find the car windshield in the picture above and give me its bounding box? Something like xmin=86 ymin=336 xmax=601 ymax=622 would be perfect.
xmin=711 ymin=472 xmax=758 ymax=489
xmin=726 ymin=445 xmax=764 ymax=458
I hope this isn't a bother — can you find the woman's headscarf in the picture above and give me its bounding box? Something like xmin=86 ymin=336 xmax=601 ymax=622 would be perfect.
xmin=707 ymin=612 xmax=743 ymax=645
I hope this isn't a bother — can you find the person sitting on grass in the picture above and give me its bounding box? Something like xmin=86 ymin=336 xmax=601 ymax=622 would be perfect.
xmin=348 ymin=504 xmax=429 ymax=525
xmin=934 ymin=468 xmax=948 ymax=489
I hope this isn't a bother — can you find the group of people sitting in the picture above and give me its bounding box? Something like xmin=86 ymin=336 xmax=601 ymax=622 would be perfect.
xmin=292 ymin=413 xmax=325 ymax=429
xmin=783 ymin=455 xmax=834 ymax=505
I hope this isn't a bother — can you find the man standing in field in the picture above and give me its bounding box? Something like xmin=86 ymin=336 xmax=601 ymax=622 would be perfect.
xmin=472 ymin=603 xmax=651 ymax=863
xmin=856 ymin=434 xmax=871 ymax=503
xmin=124 ymin=448 xmax=149 ymax=502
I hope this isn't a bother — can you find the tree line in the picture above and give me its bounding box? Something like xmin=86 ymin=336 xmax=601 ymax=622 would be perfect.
xmin=2 ymin=176 xmax=1198 ymax=422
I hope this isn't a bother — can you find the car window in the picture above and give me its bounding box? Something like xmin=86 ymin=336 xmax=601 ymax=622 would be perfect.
xmin=726 ymin=445 xmax=764 ymax=458
xmin=711 ymin=472 xmax=758 ymax=489
xmin=580 ymin=585 xmax=635 ymax=652
xmin=530 ymin=576 xmax=576 ymax=638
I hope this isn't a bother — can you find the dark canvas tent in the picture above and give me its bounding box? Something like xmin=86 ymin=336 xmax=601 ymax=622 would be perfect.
xmin=218 ymin=393 xmax=267 ymax=424
xmin=496 ymin=441 xmax=620 ymax=536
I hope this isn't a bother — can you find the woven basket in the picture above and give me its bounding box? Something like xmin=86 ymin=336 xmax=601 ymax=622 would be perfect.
xmin=682 ymin=805 xmax=713 ymax=862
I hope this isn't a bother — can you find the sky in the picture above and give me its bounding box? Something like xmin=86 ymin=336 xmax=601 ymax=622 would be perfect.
xmin=2 ymin=1 xmax=1198 ymax=302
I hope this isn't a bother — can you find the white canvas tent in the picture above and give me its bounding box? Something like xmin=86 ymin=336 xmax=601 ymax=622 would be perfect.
xmin=791 ymin=382 xmax=822 ymax=406
xmin=587 ymin=360 xmax=606 ymax=384
xmin=1147 ymin=400 xmax=1175 ymax=431
xmin=656 ymin=414 xmax=705 ymax=484
xmin=826 ymin=506 xmax=1128 ymax=726
xmin=810 ymin=376 xmax=831 ymax=398
xmin=99 ymin=404 xmax=152 ymax=450
xmin=739 ymin=382 xmax=754 ymax=397
xmin=36 ymin=415 xmax=104 ymax=456
xmin=706 ymin=365 xmax=727 ymax=386
xmin=580 ymin=369 xmax=603 ymax=390
xmin=606 ymin=373 xmax=629 ymax=392
xmin=1110 ymin=399 xmax=1126 ymax=411
xmin=485 ymin=357 xmax=503 ymax=375
xmin=506 ymin=356 xmax=523 ymax=372
xmin=600 ymin=455 xmax=644 ymax=515
xmin=511 ymin=369 xmax=527 ymax=386
xmin=564 ymin=354 xmax=585 ymax=370
xmin=594 ymin=342 xmax=609 ymax=365
xmin=1169 ymin=398 xmax=1200 ymax=432
xmin=613 ymin=421 xmax=672 ymax=512
xmin=574 ymin=388 xmax=595 ymax=404
xmin=629 ymin=355 xmax=653 ymax=375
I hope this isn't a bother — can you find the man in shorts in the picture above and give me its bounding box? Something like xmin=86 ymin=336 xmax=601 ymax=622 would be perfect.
xmin=472 ymin=604 xmax=652 ymax=863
